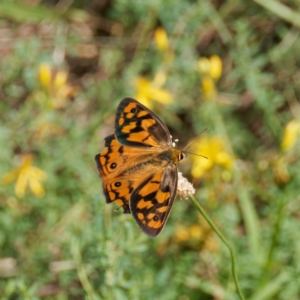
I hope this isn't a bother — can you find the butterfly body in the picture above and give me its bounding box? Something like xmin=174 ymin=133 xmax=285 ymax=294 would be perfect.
xmin=95 ymin=98 xmax=185 ymax=237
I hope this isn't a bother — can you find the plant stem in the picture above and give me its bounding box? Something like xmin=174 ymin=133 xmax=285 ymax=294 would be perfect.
xmin=254 ymin=0 xmax=300 ymax=28
xmin=262 ymin=191 xmax=286 ymax=278
xmin=190 ymin=195 xmax=245 ymax=300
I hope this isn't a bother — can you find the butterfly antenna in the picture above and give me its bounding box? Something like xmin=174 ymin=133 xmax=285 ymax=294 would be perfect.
xmin=183 ymin=150 xmax=208 ymax=159
xmin=182 ymin=128 xmax=208 ymax=151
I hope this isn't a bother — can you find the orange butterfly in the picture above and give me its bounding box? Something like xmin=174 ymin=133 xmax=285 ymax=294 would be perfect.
xmin=94 ymin=98 xmax=185 ymax=237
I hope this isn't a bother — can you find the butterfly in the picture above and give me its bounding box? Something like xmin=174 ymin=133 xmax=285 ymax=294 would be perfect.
xmin=94 ymin=98 xmax=186 ymax=237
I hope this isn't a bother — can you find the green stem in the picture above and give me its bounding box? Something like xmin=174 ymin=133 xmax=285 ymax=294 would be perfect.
xmin=253 ymin=0 xmax=300 ymax=29
xmin=190 ymin=195 xmax=245 ymax=300
xmin=262 ymin=192 xmax=286 ymax=278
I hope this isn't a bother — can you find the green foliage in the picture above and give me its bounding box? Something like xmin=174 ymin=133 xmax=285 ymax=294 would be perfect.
xmin=1 ymin=0 xmax=300 ymax=299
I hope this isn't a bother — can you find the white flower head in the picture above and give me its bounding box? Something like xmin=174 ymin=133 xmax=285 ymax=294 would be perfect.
xmin=177 ymin=172 xmax=195 ymax=200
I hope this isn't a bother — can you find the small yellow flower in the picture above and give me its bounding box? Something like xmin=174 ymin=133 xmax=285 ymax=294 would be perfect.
xmin=191 ymin=135 xmax=233 ymax=178
xmin=154 ymin=27 xmax=169 ymax=51
xmin=153 ymin=27 xmax=174 ymax=63
xmin=189 ymin=224 xmax=203 ymax=240
xmin=198 ymin=55 xmax=222 ymax=101
xmin=209 ymin=55 xmax=222 ymax=80
xmin=174 ymin=221 xmax=218 ymax=251
xmin=2 ymin=154 xmax=47 ymax=198
xmin=174 ymin=226 xmax=190 ymax=242
xmin=174 ymin=224 xmax=203 ymax=243
xmin=134 ymin=71 xmax=173 ymax=108
xmin=39 ymin=63 xmax=52 ymax=89
xmin=281 ymin=119 xmax=300 ymax=151
xmin=198 ymin=55 xmax=222 ymax=80
xmin=37 ymin=63 xmax=79 ymax=109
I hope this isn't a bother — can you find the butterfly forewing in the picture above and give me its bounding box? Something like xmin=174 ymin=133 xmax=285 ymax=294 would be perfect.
xmin=130 ymin=164 xmax=178 ymax=237
xmin=115 ymin=98 xmax=172 ymax=148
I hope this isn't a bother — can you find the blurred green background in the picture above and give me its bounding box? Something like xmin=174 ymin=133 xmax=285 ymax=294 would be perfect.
xmin=1 ymin=0 xmax=300 ymax=299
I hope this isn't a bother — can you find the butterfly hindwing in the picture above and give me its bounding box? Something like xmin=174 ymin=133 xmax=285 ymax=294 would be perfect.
xmin=94 ymin=134 xmax=163 ymax=215
xmin=94 ymin=134 xmax=122 ymax=178
xmin=102 ymin=177 xmax=135 ymax=214
xmin=115 ymin=98 xmax=172 ymax=148
xmin=94 ymin=134 xmax=130 ymax=213
xmin=130 ymin=164 xmax=178 ymax=237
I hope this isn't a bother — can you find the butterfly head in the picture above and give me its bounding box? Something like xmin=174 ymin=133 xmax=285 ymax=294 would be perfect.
xmin=171 ymin=138 xmax=186 ymax=162
xmin=172 ymin=148 xmax=186 ymax=163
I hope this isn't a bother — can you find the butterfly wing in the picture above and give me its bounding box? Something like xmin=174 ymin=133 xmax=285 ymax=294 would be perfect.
xmin=95 ymin=98 xmax=179 ymax=236
xmin=129 ymin=164 xmax=178 ymax=237
xmin=115 ymin=97 xmax=172 ymax=148
xmin=94 ymin=134 xmax=162 ymax=214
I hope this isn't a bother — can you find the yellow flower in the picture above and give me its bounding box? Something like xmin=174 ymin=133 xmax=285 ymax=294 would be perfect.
xmin=174 ymin=221 xmax=218 ymax=252
xmin=134 ymin=71 xmax=173 ymax=108
xmin=38 ymin=63 xmax=52 ymax=89
xmin=209 ymin=55 xmax=222 ymax=80
xmin=2 ymin=154 xmax=47 ymax=198
xmin=198 ymin=55 xmax=222 ymax=80
xmin=191 ymin=136 xmax=233 ymax=178
xmin=174 ymin=226 xmax=190 ymax=242
xmin=189 ymin=224 xmax=203 ymax=240
xmin=198 ymin=55 xmax=222 ymax=101
xmin=201 ymin=76 xmax=216 ymax=99
xmin=37 ymin=63 xmax=79 ymax=109
xmin=281 ymin=119 xmax=300 ymax=151
xmin=174 ymin=224 xmax=203 ymax=242
xmin=153 ymin=27 xmax=174 ymax=63
xmin=154 ymin=27 xmax=169 ymax=51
